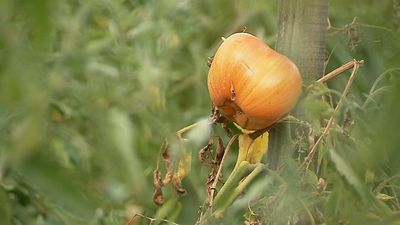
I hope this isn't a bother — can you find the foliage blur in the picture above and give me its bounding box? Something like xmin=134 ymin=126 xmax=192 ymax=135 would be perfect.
xmin=0 ymin=0 xmax=399 ymax=224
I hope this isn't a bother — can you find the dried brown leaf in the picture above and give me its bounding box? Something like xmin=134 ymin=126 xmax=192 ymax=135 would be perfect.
xmin=162 ymin=145 xmax=171 ymax=169
xmin=163 ymin=169 xmax=174 ymax=186
xmin=199 ymin=136 xmax=214 ymax=164
xmin=153 ymin=169 xmax=164 ymax=206
xmin=215 ymin=137 xmax=225 ymax=164
xmin=172 ymin=175 xmax=187 ymax=195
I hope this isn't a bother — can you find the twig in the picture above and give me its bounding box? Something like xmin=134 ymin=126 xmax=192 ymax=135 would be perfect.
xmin=208 ymin=134 xmax=239 ymax=206
xmin=308 ymin=59 xmax=364 ymax=88
xmin=125 ymin=213 xmax=179 ymax=225
xmin=176 ymin=121 xmax=204 ymax=140
xmin=303 ymin=59 xmax=362 ymax=169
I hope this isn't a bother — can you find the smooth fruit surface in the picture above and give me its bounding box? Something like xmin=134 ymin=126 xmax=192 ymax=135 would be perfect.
xmin=207 ymin=32 xmax=302 ymax=130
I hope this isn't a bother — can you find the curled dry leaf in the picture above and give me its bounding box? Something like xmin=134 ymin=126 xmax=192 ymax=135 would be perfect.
xmin=172 ymin=175 xmax=187 ymax=195
xmin=153 ymin=169 xmax=164 ymax=206
xmin=162 ymin=145 xmax=171 ymax=169
xmin=153 ymin=141 xmax=175 ymax=206
xmin=163 ymin=169 xmax=174 ymax=186
xmin=215 ymin=137 xmax=225 ymax=165
xmin=161 ymin=146 xmax=174 ymax=185
xmin=174 ymin=152 xmax=191 ymax=195
xmin=199 ymin=136 xmax=214 ymax=164
xmin=206 ymin=136 xmax=226 ymax=204
xmin=161 ymin=140 xmax=190 ymax=195
xmin=211 ymin=105 xmax=226 ymax=124
xmin=153 ymin=187 xmax=164 ymax=206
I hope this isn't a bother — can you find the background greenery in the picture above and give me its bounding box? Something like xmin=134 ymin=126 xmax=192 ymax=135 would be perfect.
xmin=0 ymin=0 xmax=399 ymax=224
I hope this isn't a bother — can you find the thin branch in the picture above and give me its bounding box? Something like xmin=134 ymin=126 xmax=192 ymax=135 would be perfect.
xmin=303 ymin=59 xmax=362 ymax=169
xmin=176 ymin=121 xmax=204 ymax=140
xmin=359 ymin=22 xmax=392 ymax=32
xmin=208 ymin=134 xmax=239 ymax=206
xmin=308 ymin=59 xmax=364 ymax=88
xmin=126 ymin=213 xmax=179 ymax=225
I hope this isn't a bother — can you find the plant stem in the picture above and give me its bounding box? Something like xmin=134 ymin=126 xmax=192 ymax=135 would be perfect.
xmin=269 ymin=0 xmax=328 ymax=169
xmin=211 ymin=132 xmax=269 ymax=217
xmin=212 ymin=161 xmax=257 ymax=217
xmin=276 ymin=0 xmax=328 ymax=86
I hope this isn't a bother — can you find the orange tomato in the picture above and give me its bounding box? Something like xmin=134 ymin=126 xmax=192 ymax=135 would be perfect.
xmin=208 ymin=33 xmax=302 ymax=130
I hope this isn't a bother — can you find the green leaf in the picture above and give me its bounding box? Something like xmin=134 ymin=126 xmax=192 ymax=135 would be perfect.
xmin=329 ymin=149 xmax=365 ymax=198
xmin=20 ymin=153 xmax=99 ymax=221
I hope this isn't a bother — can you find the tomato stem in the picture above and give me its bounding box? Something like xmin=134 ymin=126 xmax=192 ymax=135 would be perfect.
xmin=211 ymin=131 xmax=269 ymax=217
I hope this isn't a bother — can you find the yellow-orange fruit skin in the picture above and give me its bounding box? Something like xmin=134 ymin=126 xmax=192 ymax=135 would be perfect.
xmin=207 ymin=33 xmax=302 ymax=130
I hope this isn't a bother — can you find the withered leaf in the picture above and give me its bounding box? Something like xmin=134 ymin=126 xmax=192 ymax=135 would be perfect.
xmin=153 ymin=169 xmax=163 ymax=188
xmin=153 ymin=169 xmax=164 ymax=206
xmin=162 ymin=168 xmax=174 ymax=186
xmin=153 ymin=187 xmax=164 ymax=206
xmin=215 ymin=136 xmax=225 ymax=164
xmin=199 ymin=136 xmax=214 ymax=164
xmin=162 ymin=144 xmax=171 ymax=169
xmin=172 ymin=175 xmax=187 ymax=195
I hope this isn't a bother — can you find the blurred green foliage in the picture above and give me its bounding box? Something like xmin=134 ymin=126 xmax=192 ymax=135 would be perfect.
xmin=0 ymin=0 xmax=399 ymax=224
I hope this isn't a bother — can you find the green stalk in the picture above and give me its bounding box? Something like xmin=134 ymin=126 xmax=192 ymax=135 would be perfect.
xmin=212 ymin=132 xmax=269 ymax=217
xmin=212 ymin=161 xmax=255 ymax=216
xmin=212 ymin=163 xmax=265 ymax=218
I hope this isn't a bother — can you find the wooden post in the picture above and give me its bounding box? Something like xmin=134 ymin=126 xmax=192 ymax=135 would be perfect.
xmin=268 ymin=0 xmax=328 ymax=169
